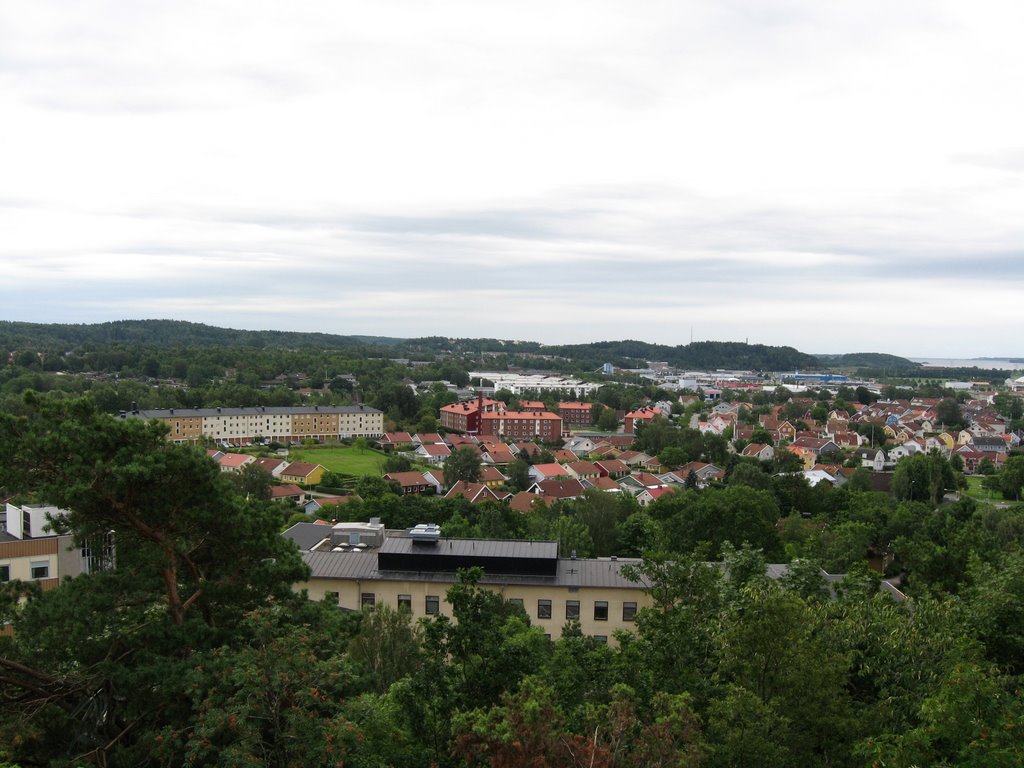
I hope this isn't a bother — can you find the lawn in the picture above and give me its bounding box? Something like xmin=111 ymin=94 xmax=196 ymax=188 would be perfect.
xmin=963 ymin=475 xmax=999 ymax=504
xmin=287 ymin=445 xmax=387 ymax=477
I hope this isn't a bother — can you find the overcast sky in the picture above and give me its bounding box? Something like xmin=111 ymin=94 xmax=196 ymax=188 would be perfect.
xmin=1 ymin=1 xmax=1022 ymax=358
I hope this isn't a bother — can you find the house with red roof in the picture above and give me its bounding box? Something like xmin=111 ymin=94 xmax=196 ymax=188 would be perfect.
xmin=594 ymin=459 xmax=630 ymax=479
xmin=509 ymin=491 xmax=551 ymax=513
xmin=637 ymin=486 xmax=677 ymax=507
xmin=384 ymin=472 xmax=433 ymax=495
xmin=564 ymin=461 xmax=601 ymax=481
xmin=414 ymin=442 xmax=452 ymax=465
xmin=217 ymin=453 xmax=256 ymax=473
xmin=270 ymin=484 xmax=306 ymax=503
xmin=481 ymin=445 xmax=517 ymax=465
xmin=624 ymin=407 xmax=659 ymax=434
xmin=254 ymin=457 xmax=287 ymax=477
xmin=377 ymin=432 xmax=414 ymax=450
xmin=480 ymin=466 xmax=509 ymax=489
xmin=444 ymin=481 xmax=508 ymax=504
xmin=279 ymin=462 xmax=327 ymax=485
xmin=586 ymin=476 xmax=623 ymax=492
xmin=527 ymin=463 xmax=571 ymax=483
xmin=741 ymin=443 xmax=774 ymax=462
xmin=529 ymin=478 xmax=588 ymax=501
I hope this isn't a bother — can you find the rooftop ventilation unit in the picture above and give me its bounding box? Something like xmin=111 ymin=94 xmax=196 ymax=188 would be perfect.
xmin=409 ymin=523 xmax=442 ymax=545
xmin=331 ymin=520 xmax=385 ymax=548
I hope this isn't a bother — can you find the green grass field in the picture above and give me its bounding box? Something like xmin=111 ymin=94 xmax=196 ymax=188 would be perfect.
xmin=963 ymin=475 xmax=999 ymax=504
xmin=287 ymin=446 xmax=387 ymax=477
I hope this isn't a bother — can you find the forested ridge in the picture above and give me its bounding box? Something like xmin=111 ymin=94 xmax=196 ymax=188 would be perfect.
xmin=0 ymin=396 xmax=1022 ymax=766
xmin=1 ymin=320 xmax=823 ymax=371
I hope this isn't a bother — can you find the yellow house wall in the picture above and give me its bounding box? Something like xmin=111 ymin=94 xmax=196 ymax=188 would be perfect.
xmin=0 ymin=552 xmax=58 ymax=582
xmin=300 ymin=576 xmax=651 ymax=642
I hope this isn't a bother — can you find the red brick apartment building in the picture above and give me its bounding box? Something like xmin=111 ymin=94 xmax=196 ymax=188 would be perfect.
xmin=480 ymin=411 xmax=563 ymax=442
xmin=559 ymin=402 xmax=593 ymax=427
xmin=439 ymin=397 xmax=505 ymax=434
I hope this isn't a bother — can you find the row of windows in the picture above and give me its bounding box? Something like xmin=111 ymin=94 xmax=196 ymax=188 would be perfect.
xmin=0 ymin=561 xmax=50 ymax=581
xmin=510 ymin=598 xmax=635 ymax=622
xmin=358 ymin=592 xmax=635 ymax=622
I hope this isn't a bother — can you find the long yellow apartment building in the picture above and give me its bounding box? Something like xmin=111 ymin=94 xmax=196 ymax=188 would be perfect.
xmin=119 ymin=404 xmax=384 ymax=445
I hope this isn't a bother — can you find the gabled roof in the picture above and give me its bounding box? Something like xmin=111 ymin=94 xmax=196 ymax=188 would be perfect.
xmin=384 ymin=472 xmax=431 ymax=488
xmin=270 ymin=484 xmax=305 ymax=499
xmin=444 ymin=481 xmax=507 ymax=503
xmin=512 ymin=441 xmax=542 ymax=456
xmin=534 ymin=479 xmax=588 ymax=499
xmin=255 ymin=457 xmax=286 ymax=471
xmin=480 ymin=466 xmax=508 ymax=483
xmin=417 ymin=443 xmax=452 ymax=456
xmin=530 ymin=463 xmax=570 ymax=478
xmin=281 ymin=462 xmax=323 ymax=478
xmin=482 ymin=446 xmax=517 ymax=462
xmin=627 ymin=472 xmax=665 ymax=488
xmin=509 ymin=491 xmax=550 ymax=513
xmin=218 ymin=453 xmax=254 ymax=468
xmin=641 ymin=486 xmax=677 ymax=502
xmin=594 ymin=459 xmax=630 ymax=475
xmin=565 ymin=461 xmax=601 ymax=476
xmin=587 ymin=476 xmax=622 ymax=492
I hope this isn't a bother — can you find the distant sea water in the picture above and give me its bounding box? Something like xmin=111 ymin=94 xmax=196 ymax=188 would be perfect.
xmin=909 ymin=358 xmax=1024 ymax=371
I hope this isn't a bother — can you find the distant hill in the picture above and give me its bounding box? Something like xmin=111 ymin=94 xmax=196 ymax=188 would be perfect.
xmin=2 ymin=320 xmax=828 ymax=371
xmin=0 ymin=320 xmax=402 ymax=350
xmin=540 ymin=339 xmax=822 ymax=372
xmin=814 ymin=352 xmax=920 ymax=370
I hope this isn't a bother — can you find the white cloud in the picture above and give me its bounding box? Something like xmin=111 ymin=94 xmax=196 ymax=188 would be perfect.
xmin=1 ymin=0 xmax=1023 ymax=357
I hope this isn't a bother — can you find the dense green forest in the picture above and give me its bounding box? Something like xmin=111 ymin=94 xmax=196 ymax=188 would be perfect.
xmin=814 ymin=352 xmax=920 ymax=370
xmin=1 ymin=396 xmax=1022 ymax=766
xmin=1 ymin=320 xmax=823 ymax=372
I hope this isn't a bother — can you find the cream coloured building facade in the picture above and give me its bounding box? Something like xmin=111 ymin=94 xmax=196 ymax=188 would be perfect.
xmin=120 ymin=405 xmax=384 ymax=445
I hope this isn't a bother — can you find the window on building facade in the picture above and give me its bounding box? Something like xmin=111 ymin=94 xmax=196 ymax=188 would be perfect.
xmin=397 ymin=594 xmax=412 ymax=611
xmin=0 ymin=565 xmax=9 ymax=582
xmin=425 ymin=595 xmax=440 ymax=615
xmin=537 ymin=599 xmax=552 ymax=619
xmin=593 ymin=635 xmax=608 ymax=644
xmin=30 ymin=561 xmax=49 ymax=580
xmin=361 ymin=592 xmax=376 ymax=610
xmin=566 ymin=600 xmax=580 ymax=620
xmin=623 ymin=602 xmax=637 ymax=621
xmin=594 ymin=601 xmax=608 ymax=621
xmin=507 ymin=597 xmax=523 ymax=610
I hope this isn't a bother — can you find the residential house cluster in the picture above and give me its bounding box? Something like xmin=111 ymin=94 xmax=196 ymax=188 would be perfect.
xmin=365 ymin=431 xmax=728 ymax=511
xmin=847 ymin=398 xmax=1019 ymax=474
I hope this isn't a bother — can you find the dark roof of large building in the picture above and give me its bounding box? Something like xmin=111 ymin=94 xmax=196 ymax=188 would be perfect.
xmin=301 ymin=549 xmax=649 ymax=589
xmin=379 ymin=536 xmax=557 ymax=561
xmin=282 ymin=521 xmax=334 ymax=551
